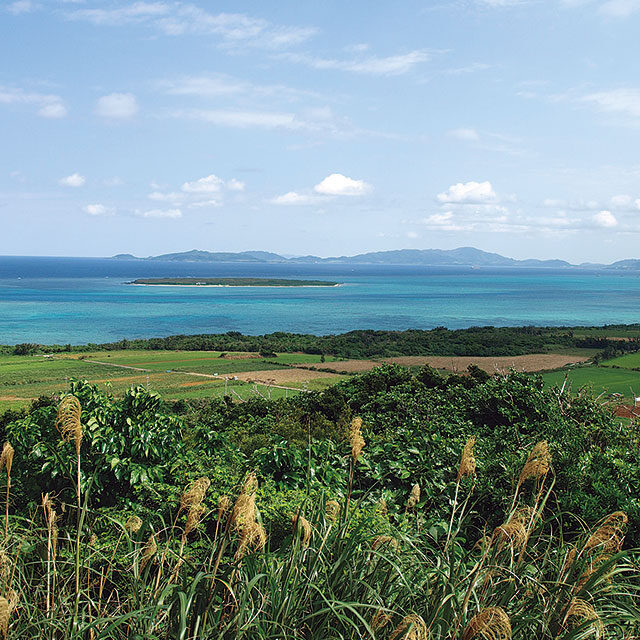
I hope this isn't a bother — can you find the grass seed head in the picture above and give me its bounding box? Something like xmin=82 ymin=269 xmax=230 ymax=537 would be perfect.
xmin=462 ymin=606 xmax=512 ymax=640
xmin=457 ymin=436 xmax=477 ymax=481
xmin=0 ymin=596 xmax=9 ymax=639
xmin=242 ymin=472 xmax=258 ymax=496
xmin=180 ymin=477 xmax=210 ymax=511
xmin=371 ymin=609 xmax=392 ymax=632
xmin=0 ymin=443 xmax=14 ymax=476
xmin=236 ymin=521 xmax=267 ymax=559
xmin=55 ymin=395 xmax=83 ymax=455
xmin=371 ymin=535 xmax=399 ymax=551
xmin=231 ymin=493 xmax=256 ymax=532
xmin=217 ymin=495 xmax=231 ymax=518
xmin=185 ymin=504 xmax=205 ymax=536
xmin=325 ymin=499 xmax=340 ymax=524
xmin=566 ymin=599 xmax=603 ymax=638
xmin=517 ymin=441 xmax=551 ymax=489
xmin=292 ymin=514 xmax=312 ymax=547
xmin=125 ymin=515 xmax=143 ymax=534
xmin=140 ymin=534 xmax=157 ymax=570
xmin=349 ymin=417 xmax=365 ymax=462
xmin=406 ymin=483 xmax=421 ymax=511
xmin=584 ymin=511 xmax=627 ymax=554
xmin=493 ymin=509 xmax=529 ymax=552
xmin=390 ymin=613 xmax=429 ymax=640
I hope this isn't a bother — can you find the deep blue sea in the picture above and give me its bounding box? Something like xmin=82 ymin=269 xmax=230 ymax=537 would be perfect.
xmin=1 ymin=256 xmax=640 ymax=345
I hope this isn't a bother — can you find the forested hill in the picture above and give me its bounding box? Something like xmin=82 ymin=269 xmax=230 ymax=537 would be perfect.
xmin=111 ymin=246 xmax=584 ymax=267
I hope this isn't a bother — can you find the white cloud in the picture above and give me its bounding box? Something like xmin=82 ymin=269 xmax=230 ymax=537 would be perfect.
xmin=148 ymin=191 xmax=183 ymax=202
xmin=7 ymin=1 xmax=35 ymax=15
xmin=0 ymin=86 xmax=67 ymax=118
xmin=181 ymin=174 xmax=224 ymax=193
xmin=610 ymin=194 xmax=633 ymax=208
xmin=38 ymin=102 xmax=68 ymax=118
xmin=421 ymin=211 xmax=465 ymax=231
xmin=175 ymin=108 xmax=300 ymax=129
xmin=137 ymin=208 xmax=182 ymax=218
xmin=83 ymin=203 xmax=112 ymax=216
xmin=593 ymin=210 xmax=618 ymax=227
xmin=281 ymin=50 xmax=431 ymax=76
xmin=599 ymin=0 xmax=640 ymax=17
xmin=437 ymin=180 xmax=497 ymax=204
xmin=68 ymin=2 xmax=316 ymax=49
xmin=188 ymin=199 xmax=222 ymax=208
xmin=542 ymin=198 xmax=566 ymax=208
xmin=59 ymin=173 xmax=85 ymax=187
xmin=314 ymin=173 xmax=371 ymax=196
xmin=227 ymin=178 xmax=245 ymax=191
xmin=448 ymin=128 xmax=480 ymax=141
xmin=270 ymin=191 xmax=314 ymax=205
xmin=406 ymin=231 xmax=419 ymax=239
xmin=95 ymin=93 xmax=138 ymax=119
xmin=580 ymin=88 xmax=640 ymax=119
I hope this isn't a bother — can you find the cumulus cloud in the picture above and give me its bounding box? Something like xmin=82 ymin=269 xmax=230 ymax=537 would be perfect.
xmin=137 ymin=208 xmax=182 ymax=218
xmin=95 ymin=93 xmax=138 ymax=119
xmin=59 ymin=173 xmax=85 ymax=187
xmin=83 ymin=203 xmax=112 ymax=216
xmin=270 ymin=191 xmax=314 ymax=205
xmin=181 ymin=174 xmax=224 ymax=193
xmin=593 ymin=209 xmax=618 ymax=227
xmin=227 ymin=178 xmax=245 ymax=191
xmin=313 ymin=173 xmax=371 ymax=196
xmin=437 ymin=180 xmax=497 ymax=204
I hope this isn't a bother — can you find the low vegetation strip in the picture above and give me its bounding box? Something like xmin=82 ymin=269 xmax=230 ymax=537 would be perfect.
xmin=129 ymin=277 xmax=339 ymax=286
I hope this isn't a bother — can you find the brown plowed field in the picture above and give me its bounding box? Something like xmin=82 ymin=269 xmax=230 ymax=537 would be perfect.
xmin=384 ymin=354 xmax=589 ymax=373
xmin=230 ymin=368 xmax=340 ymax=384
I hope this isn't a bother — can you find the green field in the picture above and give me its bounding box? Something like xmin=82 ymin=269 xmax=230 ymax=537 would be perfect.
xmin=542 ymin=365 xmax=640 ymax=396
xmin=0 ymin=350 xmax=345 ymax=412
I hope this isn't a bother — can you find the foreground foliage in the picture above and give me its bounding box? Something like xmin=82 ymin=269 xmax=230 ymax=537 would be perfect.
xmin=0 ymin=365 xmax=638 ymax=637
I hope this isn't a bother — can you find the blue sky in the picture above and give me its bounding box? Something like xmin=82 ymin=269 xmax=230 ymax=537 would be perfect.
xmin=2 ymin=0 xmax=640 ymax=262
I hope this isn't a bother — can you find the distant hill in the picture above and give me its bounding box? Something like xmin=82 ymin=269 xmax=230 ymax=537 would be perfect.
xmin=109 ymin=247 xmax=633 ymax=268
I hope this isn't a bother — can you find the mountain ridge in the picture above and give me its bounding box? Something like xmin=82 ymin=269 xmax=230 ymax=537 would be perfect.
xmin=110 ymin=247 xmax=636 ymax=269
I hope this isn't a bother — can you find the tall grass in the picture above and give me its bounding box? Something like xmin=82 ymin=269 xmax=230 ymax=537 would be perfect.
xmin=0 ymin=398 xmax=638 ymax=638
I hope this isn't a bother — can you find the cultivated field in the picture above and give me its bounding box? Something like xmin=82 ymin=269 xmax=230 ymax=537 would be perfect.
xmin=0 ymin=350 xmax=345 ymax=411
xmin=385 ymin=353 xmax=590 ymax=372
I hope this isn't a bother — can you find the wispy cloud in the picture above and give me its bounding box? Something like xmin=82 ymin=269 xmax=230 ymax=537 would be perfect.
xmin=67 ymin=2 xmax=316 ymax=49
xmin=0 ymin=86 xmax=67 ymax=118
xmin=279 ymin=49 xmax=432 ymax=76
xmin=580 ymin=88 xmax=640 ymax=120
xmin=95 ymin=93 xmax=138 ymax=119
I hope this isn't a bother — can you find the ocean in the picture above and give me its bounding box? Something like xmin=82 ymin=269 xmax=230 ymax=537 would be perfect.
xmin=1 ymin=256 xmax=640 ymax=345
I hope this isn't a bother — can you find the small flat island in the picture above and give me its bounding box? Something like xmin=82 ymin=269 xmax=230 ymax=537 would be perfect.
xmin=129 ymin=277 xmax=340 ymax=287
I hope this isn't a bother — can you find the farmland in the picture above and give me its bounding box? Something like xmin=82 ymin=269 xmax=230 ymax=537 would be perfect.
xmin=0 ymin=350 xmax=346 ymax=411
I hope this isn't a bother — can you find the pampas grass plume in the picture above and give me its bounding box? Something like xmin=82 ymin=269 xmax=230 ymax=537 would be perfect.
xmin=462 ymin=606 xmax=511 ymax=640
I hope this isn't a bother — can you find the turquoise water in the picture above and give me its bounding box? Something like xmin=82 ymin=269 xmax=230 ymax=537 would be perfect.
xmin=1 ymin=256 xmax=640 ymax=344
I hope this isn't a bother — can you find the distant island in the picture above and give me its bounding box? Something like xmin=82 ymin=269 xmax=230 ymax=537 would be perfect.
xmin=112 ymin=247 xmax=640 ymax=269
xmin=129 ymin=277 xmax=340 ymax=287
